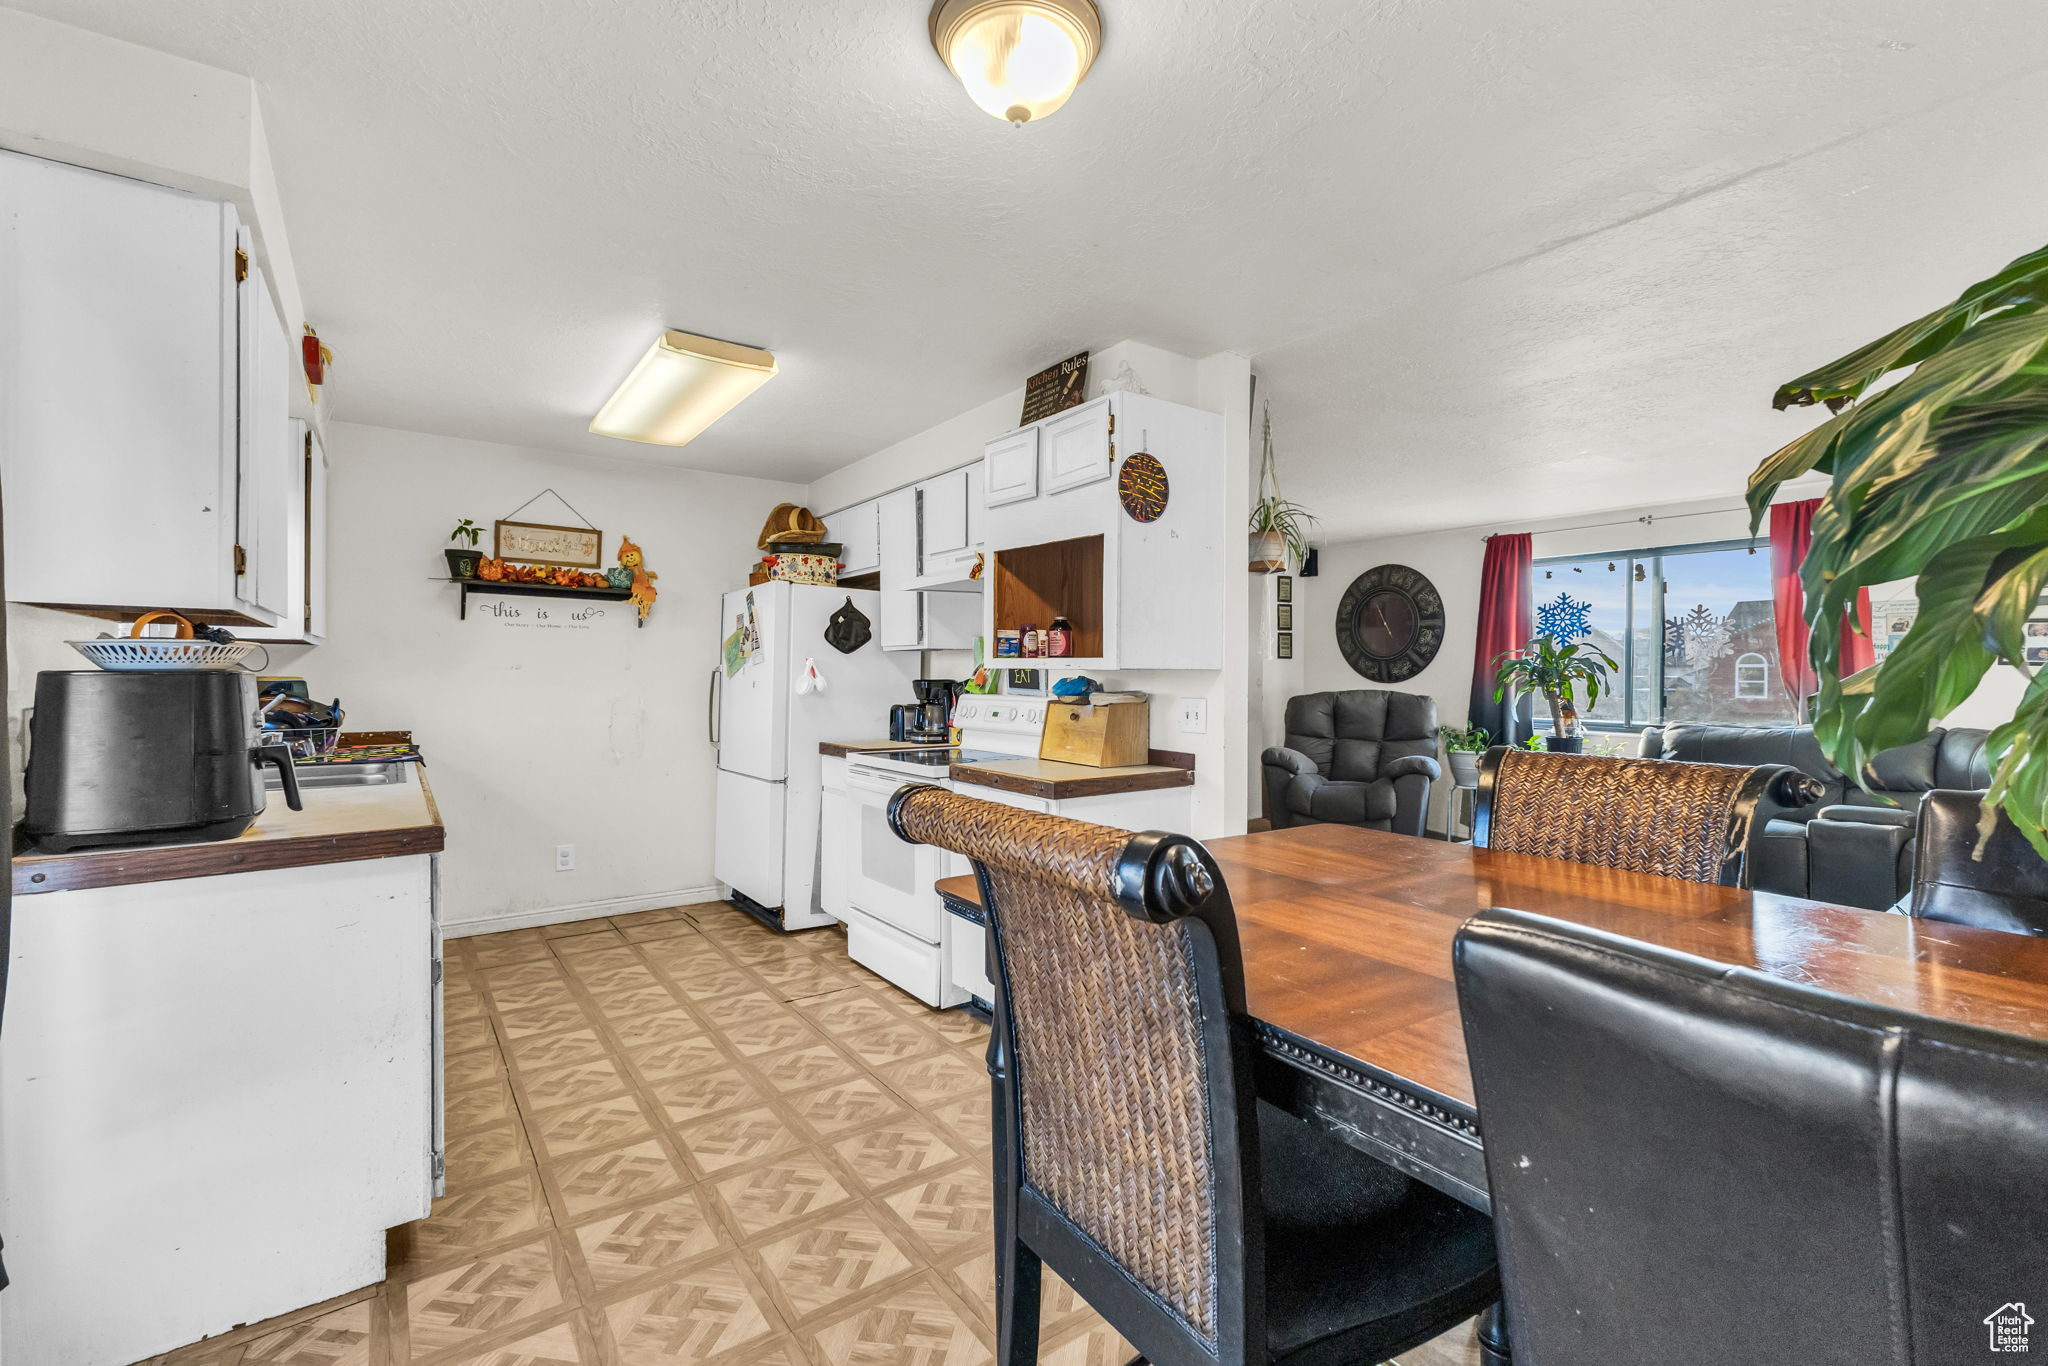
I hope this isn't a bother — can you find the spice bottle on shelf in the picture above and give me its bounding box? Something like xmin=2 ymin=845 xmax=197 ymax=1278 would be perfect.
xmin=1020 ymin=623 xmax=1041 ymax=657
xmin=1048 ymin=616 xmax=1073 ymax=658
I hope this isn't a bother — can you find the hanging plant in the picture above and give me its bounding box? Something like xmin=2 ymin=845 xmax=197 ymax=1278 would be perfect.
xmin=1249 ymin=404 xmax=1317 ymax=572
xmin=1746 ymin=242 xmax=2048 ymax=853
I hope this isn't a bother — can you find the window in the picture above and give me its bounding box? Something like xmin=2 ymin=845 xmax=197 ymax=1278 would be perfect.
xmin=1531 ymin=539 xmax=1798 ymax=730
xmin=1734 ymin=652 xmax=1770 ymax=699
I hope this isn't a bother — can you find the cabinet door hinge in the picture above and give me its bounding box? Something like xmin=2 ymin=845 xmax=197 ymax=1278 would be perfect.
xmin=234 ymin=247 xmax=249 ymax=283
xmin=233 ymin=544 xmax=247 ymax=575
xmin=431 ymin=1150 xmax=445 ymax=1182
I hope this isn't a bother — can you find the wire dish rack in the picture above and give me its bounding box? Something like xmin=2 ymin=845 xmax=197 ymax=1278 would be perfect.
xmin=70 ymin=638 xmax=255 ymax=671
xmin=69 ymin=608 xmax=257 ymax=672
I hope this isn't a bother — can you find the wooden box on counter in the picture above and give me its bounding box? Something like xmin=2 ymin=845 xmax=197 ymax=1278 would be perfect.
xmin=1039 ymin=698 xmax=1149 ymax=768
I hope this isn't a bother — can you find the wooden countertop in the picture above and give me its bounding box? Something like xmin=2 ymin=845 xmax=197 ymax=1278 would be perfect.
xmin=14 ymin=768 xmax=445 ymax=896
xmin=821 ymin=739 xmax=1193 ymax=798
xmin=950 ymin=756 xmax=1194 ymax=800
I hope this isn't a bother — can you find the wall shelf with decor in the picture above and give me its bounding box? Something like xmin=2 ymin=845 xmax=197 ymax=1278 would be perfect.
xmin=438 ymin=578 xmax=640 ymax=626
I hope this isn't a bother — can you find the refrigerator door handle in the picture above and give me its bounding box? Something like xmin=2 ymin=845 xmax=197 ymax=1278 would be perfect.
xmin=708 ymin=668 xmax=722 ymax=747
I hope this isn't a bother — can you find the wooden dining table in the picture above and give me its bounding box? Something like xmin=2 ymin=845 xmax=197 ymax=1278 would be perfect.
xmin=937 ymin=822 xmax=2048 ymax=1213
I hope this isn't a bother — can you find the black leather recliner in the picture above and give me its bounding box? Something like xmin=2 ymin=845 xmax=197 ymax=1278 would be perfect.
xmin=1637 ymin=722 xmax=1989 ymax=910
xmin=1455 ymin=906 xmax=2048 ymax=1365
xmin=1903 ymin=789 xmax=2048 ymax=936
xmin=1262 ymin=690 xmax=1439 ymax=838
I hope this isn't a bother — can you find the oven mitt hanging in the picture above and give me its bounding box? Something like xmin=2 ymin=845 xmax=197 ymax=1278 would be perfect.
xmin=824 ymin=598 xmax=872 ymax=654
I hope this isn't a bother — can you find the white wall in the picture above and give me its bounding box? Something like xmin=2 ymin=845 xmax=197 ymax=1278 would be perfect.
xmin=295 ymin=424 xmax=802 ymax=930
xmin=805 ymin=340 xmax=1255 ymax=838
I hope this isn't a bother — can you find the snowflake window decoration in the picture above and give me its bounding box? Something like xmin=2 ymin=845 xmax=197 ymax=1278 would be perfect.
xmin=1536 ymin=592 xmax=1593 ymax=643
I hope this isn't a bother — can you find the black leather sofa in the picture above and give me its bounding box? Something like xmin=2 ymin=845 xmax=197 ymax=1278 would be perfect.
xmin=1262 ymin=690 xmax=1440 ymax=838
xmin=1636 ymin=723 xmax=1990 ymax=910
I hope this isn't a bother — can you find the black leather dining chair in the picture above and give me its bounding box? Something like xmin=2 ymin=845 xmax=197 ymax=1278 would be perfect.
xmin=1902 ymin=789 xmax=2048 ymax=936
xmin=1454 ymin=906 xmax=2048 ymax=1366
xmin=1474 ymin=747 xmax=1822 ymax=887
xmin=890 ymin=784 xmax=1504 ymax=1366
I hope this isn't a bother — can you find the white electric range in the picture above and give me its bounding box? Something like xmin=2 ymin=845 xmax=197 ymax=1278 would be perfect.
xmin=838 ymin=698 xmax=1048 ymax=1007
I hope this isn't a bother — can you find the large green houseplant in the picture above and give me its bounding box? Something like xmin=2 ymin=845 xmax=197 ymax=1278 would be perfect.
xmin=1747 ymin=242 xmax=2048 ymax=853
xmin=1493 ymin=634 xmax=1617 ymax=752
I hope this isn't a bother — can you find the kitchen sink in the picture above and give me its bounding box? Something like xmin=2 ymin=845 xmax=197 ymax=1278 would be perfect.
xmin=264 ymin=760 xmax=412 ymax=789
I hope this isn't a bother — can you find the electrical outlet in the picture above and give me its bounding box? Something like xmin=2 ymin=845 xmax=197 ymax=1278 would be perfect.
xmin=555 ymin=844 xmax=575 ymax=872
xmin=1179 ymin=698 xmax=1208 ymax=734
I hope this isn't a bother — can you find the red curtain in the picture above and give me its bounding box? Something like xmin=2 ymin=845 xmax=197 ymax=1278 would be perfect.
xmin=1768 ymin=498 xmax=1874 ymax=700
xmin=1469 ymin=533 xmax=1533 ymax=746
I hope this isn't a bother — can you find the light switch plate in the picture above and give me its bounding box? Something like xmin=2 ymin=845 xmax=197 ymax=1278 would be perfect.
xmin=1178 ymin=698 xmax=1208 ymax=734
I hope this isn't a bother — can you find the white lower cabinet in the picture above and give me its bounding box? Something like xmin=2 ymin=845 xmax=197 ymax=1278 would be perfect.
xmin=820 ymin=756 xmax=852 ymax=922
xmin=0 ymin=855 xmax=440 ymax=1366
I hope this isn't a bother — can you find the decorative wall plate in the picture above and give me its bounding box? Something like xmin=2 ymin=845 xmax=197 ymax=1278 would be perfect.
xmin=1336 ymin=563 xmax=1445 ymax=682
xmin=1117 ymin=451 xmax=1169 ymax=523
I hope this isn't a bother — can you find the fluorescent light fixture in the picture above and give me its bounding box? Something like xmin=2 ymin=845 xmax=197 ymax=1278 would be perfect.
xmin=589 ymin=330 xmax=778 ymax=446
xmin=930 ymin=0 xmax=1101 ymax=126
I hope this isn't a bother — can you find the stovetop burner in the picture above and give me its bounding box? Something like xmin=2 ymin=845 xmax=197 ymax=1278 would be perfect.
xmin=883 ymin=748 xmax=960 ymax=768
xmin=860 ymin=747 xmax=1019 ymax=770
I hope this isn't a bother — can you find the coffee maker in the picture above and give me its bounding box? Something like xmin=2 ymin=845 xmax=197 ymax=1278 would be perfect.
xmin=889 ymin=678 xmax=959 ymax=745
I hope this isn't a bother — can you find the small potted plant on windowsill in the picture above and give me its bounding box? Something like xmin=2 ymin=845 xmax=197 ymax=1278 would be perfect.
xmin=1438 ymin=724 xmax=1490 ymax=787
xmin=1493 ymin=634 xmax=1617 ymax=754
xmin=445 ymin=518 xmax=483 ymax=580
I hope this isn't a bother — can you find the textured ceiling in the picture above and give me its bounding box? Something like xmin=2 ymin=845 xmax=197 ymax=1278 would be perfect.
xmin=17 ymin=0 xmax=2048 ymax=535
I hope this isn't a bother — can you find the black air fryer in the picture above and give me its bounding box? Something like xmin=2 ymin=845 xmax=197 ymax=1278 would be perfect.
xmin=24 ymin=670 xmax=302 ymax=853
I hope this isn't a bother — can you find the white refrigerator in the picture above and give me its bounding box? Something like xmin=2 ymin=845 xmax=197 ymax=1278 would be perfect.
xmin=712 ymin=582 xmax=920 ymax=929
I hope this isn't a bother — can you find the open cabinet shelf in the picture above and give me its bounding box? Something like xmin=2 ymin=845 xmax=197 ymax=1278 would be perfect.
xmin=991 ymin=535 xmax=1104 ymax=662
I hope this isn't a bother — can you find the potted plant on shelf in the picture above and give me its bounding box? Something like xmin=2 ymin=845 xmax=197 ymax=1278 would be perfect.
xmin=1438 ymin=724 xmax=1491 ymax=787
xmin=1493 ymin=634 xmax=1617 ymax=754
xmin=1249 ymin=404 xmax=1316 ymax=572
xmin=445 ymin=518 xmax=483 ymax=580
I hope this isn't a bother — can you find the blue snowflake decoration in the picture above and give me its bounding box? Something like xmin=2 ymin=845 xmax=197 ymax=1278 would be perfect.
xmin=1537 ymin=592 xmax=1593 ymax=643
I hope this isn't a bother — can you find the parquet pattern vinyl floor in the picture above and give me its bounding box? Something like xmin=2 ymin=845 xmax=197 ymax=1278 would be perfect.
xmin=138 ymin=902 xmax=1481 ymax=1366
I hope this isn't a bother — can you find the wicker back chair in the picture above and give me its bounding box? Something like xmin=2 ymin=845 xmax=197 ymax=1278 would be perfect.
xmin=888 ymin=784 xmax=1502 ymax=1366
xmin=1474 ymin=747 xmax=1823 ymax=887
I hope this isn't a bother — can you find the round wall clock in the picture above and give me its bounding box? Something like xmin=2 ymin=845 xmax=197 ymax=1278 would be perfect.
xmin=1336 ymin=563 xmax=1446 ymax=683
xmin=1117 ymin=452 xmax=1169 ymax=523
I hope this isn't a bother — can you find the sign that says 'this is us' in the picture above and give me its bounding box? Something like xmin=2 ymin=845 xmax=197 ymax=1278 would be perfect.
xmin=471 ymin=599 xmax=617 ymax=631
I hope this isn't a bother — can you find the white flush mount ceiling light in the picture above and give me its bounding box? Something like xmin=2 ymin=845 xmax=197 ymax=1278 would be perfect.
xmin=589 ymin=330 xmax=778 ymax=446
xmin=929 ymin=0 xmax=1102 ymax=126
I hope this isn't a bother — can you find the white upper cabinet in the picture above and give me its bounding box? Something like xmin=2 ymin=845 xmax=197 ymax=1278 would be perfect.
xmin=830 ymin=499 xmax=881 ymax=578
xmin=240 ymin=419 xmax=329 ymax=645
xmin=908 ymin=465 xmax=981 ymax=590
xmin=0 ymin=150 xmax=291 ymax=627
xmin=237 ymin=235 xmax=295 ymax=626
xmin=1041 ymin=396 xmax=1115 ymax=494
xmin=983 ymin=428 xmax=1040 ymax=507
xmin=306 ymin=422 xmax=330 ymax=642
xmin=981 ymin=392 xmax=1226 ymax=671
xmin=918 ymin=468 xmax=970 ymax=557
